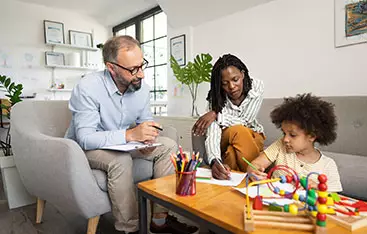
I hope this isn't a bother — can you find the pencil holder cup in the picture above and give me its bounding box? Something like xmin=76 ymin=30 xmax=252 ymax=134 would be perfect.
xmin=175 ymin=170 xmax=196 ymax=196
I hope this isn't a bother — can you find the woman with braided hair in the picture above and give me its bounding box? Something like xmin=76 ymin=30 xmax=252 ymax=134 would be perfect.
xmin=195 ymin=54 xmax=265 ymax=180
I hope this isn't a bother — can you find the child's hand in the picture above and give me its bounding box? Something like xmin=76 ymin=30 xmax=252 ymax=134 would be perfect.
xmin=308 ymin=179 xmax=318 ymax=189
xmin=247 ymin=166 xmax=267 ymax=181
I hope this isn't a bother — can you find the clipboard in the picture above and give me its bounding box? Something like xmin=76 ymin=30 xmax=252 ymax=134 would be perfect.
xmin=101 ymin=141 xmax=162 ymax=152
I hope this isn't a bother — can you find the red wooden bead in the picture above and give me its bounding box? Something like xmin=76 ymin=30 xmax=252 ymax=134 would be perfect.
xmin=318 ymin=183 xmax=328 ymax=191
xmin=318 ymin=197 xmax=327 ymax=204
xmin=318 ymin=174 xmax=327 ymax=183
xmin=286 ymin=175 xmax=293 ymax=183
xmin=253 ymin=195 xmax=263 ymax=210
xmin=317 ymin=213 xmax=327 ymax=221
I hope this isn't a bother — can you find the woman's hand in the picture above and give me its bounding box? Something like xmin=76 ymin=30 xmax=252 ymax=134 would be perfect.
xmin=192 ymin=111 xmax=217 ymax=136
xmin=211 ymin=160 xmax=231 ymax=180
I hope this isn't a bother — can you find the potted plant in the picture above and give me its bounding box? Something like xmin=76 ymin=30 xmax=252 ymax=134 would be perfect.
xmin=0 ymin=75 xmax=23 ymax=156
xmin=170 ymin=53 xmax=213 ymax=117
xmin=0 ymin=75 xmax=34 ymax=209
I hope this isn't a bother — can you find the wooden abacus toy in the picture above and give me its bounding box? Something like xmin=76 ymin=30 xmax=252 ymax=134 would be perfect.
xmin=244 ymin=165 xmax=340 ymax=234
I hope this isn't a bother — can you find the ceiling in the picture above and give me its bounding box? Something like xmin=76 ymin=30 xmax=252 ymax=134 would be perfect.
xmin=15 ymin=0 xmax=276 ymax=28
xmin=15 ymin=0 xmax=158 ymax=27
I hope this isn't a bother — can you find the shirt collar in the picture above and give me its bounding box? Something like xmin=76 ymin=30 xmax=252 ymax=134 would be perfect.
xmin=103 ymin=70 xmax=120 ymax=96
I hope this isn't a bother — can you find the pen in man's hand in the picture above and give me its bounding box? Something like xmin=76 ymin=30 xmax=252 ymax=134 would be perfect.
xmin=152 ymin=125 xmax=163 ymax=131
xmin=216 ymin=159 xmax=231 ymax=176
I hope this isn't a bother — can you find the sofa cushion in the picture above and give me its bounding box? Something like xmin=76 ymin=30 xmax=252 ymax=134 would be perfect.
xmin=92 ymin=158 xmax=153 ymax=192
xmin=324 ymin=151 xmax=367 ymax=200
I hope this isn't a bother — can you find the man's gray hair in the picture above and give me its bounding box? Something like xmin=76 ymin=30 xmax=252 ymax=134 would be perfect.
xmin=102 ymin=35 xmax=140 ymax=64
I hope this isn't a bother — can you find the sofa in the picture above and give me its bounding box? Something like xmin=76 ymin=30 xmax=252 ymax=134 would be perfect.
xmin=193 ymin=96 xmax=367 ymax=200
xmin=10 ymin=100 xmax=177 ymax=234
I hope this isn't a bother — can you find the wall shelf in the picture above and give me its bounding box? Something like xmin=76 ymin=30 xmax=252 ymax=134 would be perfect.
xmin=46 ymin=43 xmax=98 ymax=51
xmin=47 ymin=88 xmax=73 ymax=92
xmin=45 ymin=65 xmax=98 ymax=70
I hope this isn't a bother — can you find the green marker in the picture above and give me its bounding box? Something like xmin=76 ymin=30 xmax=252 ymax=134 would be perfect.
xmin=242 ymin=157 xmax=259 ymax=171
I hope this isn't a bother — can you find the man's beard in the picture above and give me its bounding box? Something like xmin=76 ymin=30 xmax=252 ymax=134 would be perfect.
xmin=114 ymin=71 xmax=142 ymax=93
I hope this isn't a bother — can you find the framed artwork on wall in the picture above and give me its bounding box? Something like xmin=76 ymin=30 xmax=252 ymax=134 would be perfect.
xmin=170 ymin=34 xmax=186 ymax=66
xmin=69 ymin=30 xmax=93 ymax=48
xmin=45 ymin=51 xmax=65 ymax=66
xmin=44 ymin=20 xmax=65 ymax=44
xmin=335 ymin=0 xmax=367 ymax=47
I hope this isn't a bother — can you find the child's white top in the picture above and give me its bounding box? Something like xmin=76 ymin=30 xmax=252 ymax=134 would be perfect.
xmin=264 ymin=138 xmax=343 ymax=192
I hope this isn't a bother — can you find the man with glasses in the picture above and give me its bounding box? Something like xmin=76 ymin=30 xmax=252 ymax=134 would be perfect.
xmin=66 ymin=36 xmax=198 ymax=234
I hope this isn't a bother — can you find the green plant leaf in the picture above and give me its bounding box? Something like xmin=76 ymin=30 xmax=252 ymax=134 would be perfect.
xmin=0 ymin=75 xmax=23 ymax=114
xmin=170 ymin=55 xmax=191 ymax=85
xmin=170 ymin=53 xmax=213 ymax=86
xmin=4 ymin=78 xmax=11 ymax=87
xmin=192 ymin=53 xmax=213 ymax=83
xmin=8 ymin=83 xmax=14 ymax=91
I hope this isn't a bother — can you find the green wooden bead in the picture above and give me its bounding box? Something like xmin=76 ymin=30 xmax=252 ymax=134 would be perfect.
xmin=308 ymin=189 xmax=316 ymax=198
xmin=316 ymin=220 xmax=327 ymax=227
xmin=269 ymin=204 xmax=282 ymax=212
xmin=284 ymin=204 xmax=289 ymax=212
xmin=306 ymin=196 xmax=317 ymax=206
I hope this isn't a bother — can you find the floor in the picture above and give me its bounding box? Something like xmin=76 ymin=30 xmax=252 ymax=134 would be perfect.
xmin=0 ymin=171 xmax=209 ymax=234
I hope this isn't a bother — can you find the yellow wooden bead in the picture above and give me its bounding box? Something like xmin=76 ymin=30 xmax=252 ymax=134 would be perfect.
xmin=318 ymin=204 xmax=328 ymax=214
xmin=327 ymin=207 xmax=336 ymax=214
xmin=293 ymin=193 xmax=299 ymax=201
xmin=318 ymin=191 xmax=328 ymax=198
xmin=311 ymin=211 xmax=318 ymax=217
xmin=326 ymin=197 xmax=334 ymax=206
xmin=279 ymin=190 xmax=285 ymax=196
xmin=289 ymin=204 xmax=298 ymax=215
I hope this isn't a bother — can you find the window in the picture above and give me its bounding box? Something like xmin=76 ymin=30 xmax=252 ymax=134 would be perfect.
xmin=113 ymin=7 xmax=167 ymax=115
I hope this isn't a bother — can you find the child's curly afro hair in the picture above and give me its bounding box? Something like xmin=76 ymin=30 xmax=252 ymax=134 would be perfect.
xmin=270 ymin=93 xmax=337 ymax=146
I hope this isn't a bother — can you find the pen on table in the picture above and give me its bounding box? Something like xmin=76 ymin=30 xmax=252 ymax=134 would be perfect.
xmin=152 ymin=125 xmax=163 ymax=131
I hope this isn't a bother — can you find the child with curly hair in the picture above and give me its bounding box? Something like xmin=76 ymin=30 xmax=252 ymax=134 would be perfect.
xmin=247 ymin=93 xmax=342 ymax=192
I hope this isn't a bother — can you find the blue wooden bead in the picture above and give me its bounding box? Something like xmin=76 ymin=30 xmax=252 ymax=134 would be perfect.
xmin=280 ymin=175 xmax=287 ymax=183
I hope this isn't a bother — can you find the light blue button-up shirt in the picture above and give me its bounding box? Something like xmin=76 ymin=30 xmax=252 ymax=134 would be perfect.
xmin=66 ymin=70 xmax=153 ymax=150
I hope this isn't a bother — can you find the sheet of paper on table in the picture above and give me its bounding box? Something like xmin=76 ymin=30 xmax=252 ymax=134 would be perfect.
xmin=196 ymin=168 xmax=246 ymax=187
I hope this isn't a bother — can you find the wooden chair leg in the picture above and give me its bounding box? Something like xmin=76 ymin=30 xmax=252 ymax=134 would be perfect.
xmin=87 ymin=216 xmax=100 ymax=234
xmin=36 ymin=198 xmax=45 ymax=224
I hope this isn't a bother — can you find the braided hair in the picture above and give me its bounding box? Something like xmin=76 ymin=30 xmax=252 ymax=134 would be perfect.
xmin=207 ymin=54 xmax=252 ymax=113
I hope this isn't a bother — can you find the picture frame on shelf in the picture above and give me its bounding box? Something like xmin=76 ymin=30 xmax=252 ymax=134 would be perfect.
xmin=44 ymin=20 xmax=65 ymax=44
xmin=45 ymin=51 xmax=65 ymax=66
xmin=69 ymin=30 xmax=93 ymax=48
xmin=170 ymin=34 xmax=186 ymax=66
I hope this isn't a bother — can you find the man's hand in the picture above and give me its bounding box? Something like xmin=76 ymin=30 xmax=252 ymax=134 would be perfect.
xmin=126 ymin=121 xmax=160 ymax=143
xmin=211 ymin=160 xmax=231 ymax=180
xmin=192 ymin=111 xmax=217 ymax=136
xmin=139 ymin=140 xmax=156 ymax=155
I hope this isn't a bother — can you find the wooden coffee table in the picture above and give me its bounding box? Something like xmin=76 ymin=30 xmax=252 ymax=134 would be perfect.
xmin=137 ymin=174 xmax=367 ymax=234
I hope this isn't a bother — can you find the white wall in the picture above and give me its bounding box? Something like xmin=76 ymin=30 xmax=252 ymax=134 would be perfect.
xmin=167 ymin=0 xmax=367 ymax=116
xmin=0 ymin=0 xmax=110 ymax=100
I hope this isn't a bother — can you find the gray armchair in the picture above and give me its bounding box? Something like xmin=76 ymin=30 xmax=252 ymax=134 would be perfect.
xmin=10 ymin=100 xmax=175 ymax=234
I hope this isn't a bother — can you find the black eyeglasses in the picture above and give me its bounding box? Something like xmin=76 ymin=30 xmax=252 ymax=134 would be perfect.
xmin=108 ymin=58 xmax=149 ymax=76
